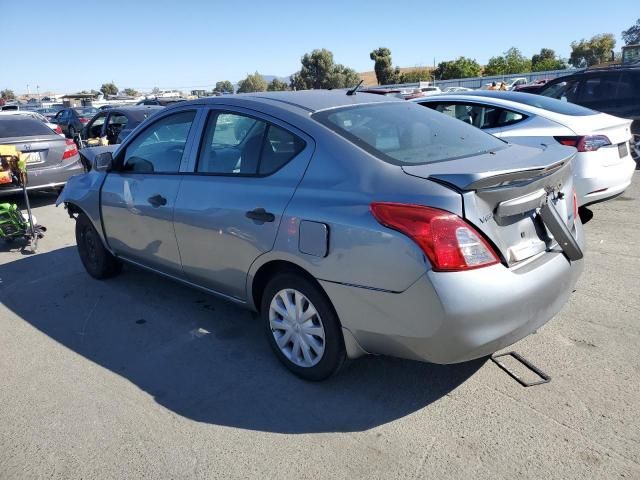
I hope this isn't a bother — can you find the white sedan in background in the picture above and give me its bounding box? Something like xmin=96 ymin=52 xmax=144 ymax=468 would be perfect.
xmin=0 ymin=110 xmax=65 ymax=137
xmin=411 ymin=91 xmax=636 ymax=206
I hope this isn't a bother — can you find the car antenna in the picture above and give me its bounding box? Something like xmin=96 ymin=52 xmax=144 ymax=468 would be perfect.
xmin=346 ymin=80 xmax=364 ymax=96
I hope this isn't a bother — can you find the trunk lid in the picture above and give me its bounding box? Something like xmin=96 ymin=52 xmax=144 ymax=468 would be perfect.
xmin=565 ymin=112 xmax=633 ymax=145
xmin=403 ymin=143 xmax=579 ymax=266
xmin=0 ymin=135 xmax=68 ymax=169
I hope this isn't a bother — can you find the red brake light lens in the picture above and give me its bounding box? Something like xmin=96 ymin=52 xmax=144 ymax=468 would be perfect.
xmin=54 ymin=125 xmax=62 ymax=134
xmin=62 ymin=139 xmax=78 ymax=160
xmin=79 ymin=117 xmax=89 ymax=123
xmin=554 ymin=135 xmax=611 ymax=152
xmin=370 ymin=202 xmax=500 ymax=271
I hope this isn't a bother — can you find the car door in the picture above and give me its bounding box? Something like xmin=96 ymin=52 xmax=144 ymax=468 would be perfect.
xmin=101 ymin=109 xmax=198 ymax=276
xmin=575 ymin=72 xmax=620 ymax=114
xmin=53 ymin=109 xmax=68 ymax=134
xmin=173 ymin=108 xmax=314 ymax=300
xmin=83 ymin=111 xmax=107 ymax=141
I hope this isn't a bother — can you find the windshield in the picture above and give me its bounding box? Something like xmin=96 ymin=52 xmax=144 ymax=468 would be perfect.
xmin=313 ymin=102 xmax=506 ymax=166
xmin=509 ymin=92 xmax=596 ymax=116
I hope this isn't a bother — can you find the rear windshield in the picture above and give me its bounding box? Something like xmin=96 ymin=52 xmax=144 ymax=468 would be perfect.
xmin=313 ymin=102 xmax=506 ymax=166
xmin=507 ymin=92 xmax=596 ymax=116
xmin=74 ymin=107 xmax=98 ymax=116
xmin=0 ymin=118 xmax=54 ymax=138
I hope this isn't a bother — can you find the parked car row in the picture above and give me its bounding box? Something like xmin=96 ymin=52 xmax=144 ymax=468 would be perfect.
xmin=58 ymin=90 xmax=587 ymax=380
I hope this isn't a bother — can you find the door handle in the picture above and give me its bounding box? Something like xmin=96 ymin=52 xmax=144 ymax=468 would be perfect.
xmin=148 ymin=194 xmax=167 ymax=208
xmin=246 ymin=208 xmax=275 ymax=223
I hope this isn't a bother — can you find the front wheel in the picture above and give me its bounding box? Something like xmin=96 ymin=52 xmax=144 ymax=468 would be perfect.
xmin=261 ymin=273 xmax=346 ymax=381
xmin=75 ymin=213 xmax=122 ymax=279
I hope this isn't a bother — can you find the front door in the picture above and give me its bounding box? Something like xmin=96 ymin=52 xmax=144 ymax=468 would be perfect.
xmin=173 ymin=109 xmax=313 ymax=300
xmin=101 ymin=109 xmax=197 ymax=276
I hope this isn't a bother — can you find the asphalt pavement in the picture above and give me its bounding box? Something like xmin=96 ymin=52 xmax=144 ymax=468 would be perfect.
xmin=1 ymin=174 xmax=639 ymax=479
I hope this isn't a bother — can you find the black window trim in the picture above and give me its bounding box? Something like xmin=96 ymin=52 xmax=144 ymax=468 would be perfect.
xmin=191 ymin=108 xmax=307 ymax=178
xmin=114 ymin=108 xmax=198 ymax=174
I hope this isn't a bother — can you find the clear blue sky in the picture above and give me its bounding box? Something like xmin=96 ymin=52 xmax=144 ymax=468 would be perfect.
xmin=2 ymin=0 xmax=636 ymax=94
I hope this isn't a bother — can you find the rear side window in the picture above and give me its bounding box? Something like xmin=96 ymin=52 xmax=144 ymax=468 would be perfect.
xmin=313 ymin=103 xmax=505 ymax=166
xmin=426 ymin=102 xmax=527 ymax=129
xmin=577 ymin=74 xmax=619 ymax=102
xmin=0 ymin=118 xmax=55 ymax=138
xmin=197 ymin=112 xmax=305 ymax=175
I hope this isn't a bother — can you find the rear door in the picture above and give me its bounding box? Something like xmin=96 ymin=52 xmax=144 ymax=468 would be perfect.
xmin=575 ymin=72 xmax=620 ymax=115
xmin=173 ymin=107 xmax=314 ymax=300
xmin=101 ymin=109 xmax=198 ymax=276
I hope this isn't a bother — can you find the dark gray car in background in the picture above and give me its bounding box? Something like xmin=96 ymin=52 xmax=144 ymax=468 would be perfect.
xmin=82 ymin=106 xmax=163 ymax=146
xmin=0 ymin=116 xmax=84 ymax=196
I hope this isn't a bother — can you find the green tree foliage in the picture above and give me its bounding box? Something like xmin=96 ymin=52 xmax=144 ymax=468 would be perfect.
xmin=569 ymin=34 xmax=616 ymax=67
xmin=267 ymin=78 xmax=290 ymax=91
xmin=531 ymin=48 xmax=565 ymax=71
xmin=1 ymin=89 xmax=16 ymax=100
xmin=290 ymin=49 xmax=360 ymax=90
xmin=237 ymin=72 xmax=268 ymax=93
xmin=122 ymin=88 xmax=138 ymax=97
xmin=398 ymin=69 xmax=432 ymax=83
xmin=100 ymin=82 xmax=118 ymax=95
xmin=434 ymin=57 xmax=482 ymax=80
xmin=484 ymin=47 xmax=532 ymax=76
xmin=622 ymin=18 xmax=640 ymax=45
xmin=213 ymin=80 xmax=234 ymax=94
xmin=369 ymin=47 xmax=401 ymax=85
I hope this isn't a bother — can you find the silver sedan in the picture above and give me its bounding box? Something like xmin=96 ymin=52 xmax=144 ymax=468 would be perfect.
xmin=58 ymin=91 xmax=584 ymax=380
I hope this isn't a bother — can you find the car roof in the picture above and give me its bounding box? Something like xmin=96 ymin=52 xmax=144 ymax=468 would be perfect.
xmin=171 ymin=90 xmax=400 ymax=114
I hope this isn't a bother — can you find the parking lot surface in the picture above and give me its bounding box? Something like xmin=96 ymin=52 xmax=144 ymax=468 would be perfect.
xmin=1 ymin=175 xmax=639 ymax=479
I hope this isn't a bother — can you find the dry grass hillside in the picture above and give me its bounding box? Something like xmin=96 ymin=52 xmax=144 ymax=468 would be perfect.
xmin=359 ymin=66 xmax=434 ymax=86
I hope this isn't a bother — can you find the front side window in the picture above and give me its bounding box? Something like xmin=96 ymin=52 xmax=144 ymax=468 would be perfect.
xmin=313 ymin=102 xmax=505 ymax=166
xmin=122 ymin=110 xmax=195 ymax=173
xmin=197 ymin=112 xmax=305 ymax=175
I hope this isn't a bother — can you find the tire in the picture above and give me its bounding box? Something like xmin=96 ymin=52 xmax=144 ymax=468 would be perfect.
xmin=261 ymin=272 xmax=346 ymax=381
xmin=75 ymin=213 xmax=122 ymax=279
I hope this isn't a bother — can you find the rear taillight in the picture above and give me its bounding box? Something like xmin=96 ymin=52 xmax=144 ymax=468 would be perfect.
xmin=554 ymin=135 xmax=611 ymax=152
xmin=370 ymin=202 xmax=500 ymax=271
xmin=54 ymin=125 xmax=63 ymax=134
xmin=79 ymin=117 xmax=89 ymax=123
xmin=62 ymin=139 xmax=78 ymax=160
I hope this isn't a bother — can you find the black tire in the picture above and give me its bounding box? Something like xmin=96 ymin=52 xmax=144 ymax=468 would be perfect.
xmin=261 ymin=272 xmax=346 ymax=381
xmin=75 ymin=213 xmax=122 ymax=279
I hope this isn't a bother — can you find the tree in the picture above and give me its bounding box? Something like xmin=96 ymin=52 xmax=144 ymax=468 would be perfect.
xmin=122 ymin=88 xmax=138 ymax=97
xmin=434 ymin=57 xmax=482 ymax=80
xmin=237 ymin=72 xmax=268 ymax=93
xmin=569 ymin=33 xmax=616 ymax=67
xmin=1 ymin=89 xmax=15 ymax=100
xmin=290 ymin=49 xmax=360 ymax=90
xmin=213 ymin=80 xmax=234 ymax=94
xmin=531 ymin=48 xmax=565 ymax=71
xmin=398 ymin=68 xmax=432 ymax=83
xmin=267 ymin=78 xmax=289 ymax=91
xmin=484 ymin=47 xmax=532 ymax=76
xmin=369 ymin=47 xmax=401 ymax=85
xmin=622 ymin=18 xmax=640 ymax=45
xmin=100 ymin=82 xmax=118 ymax=95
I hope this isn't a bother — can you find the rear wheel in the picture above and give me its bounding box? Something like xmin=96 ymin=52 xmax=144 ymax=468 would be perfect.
xmin=261 ymin=273 xmax=346 ymax=381
xmin=75 ymin=213 xmax=121 ymax=279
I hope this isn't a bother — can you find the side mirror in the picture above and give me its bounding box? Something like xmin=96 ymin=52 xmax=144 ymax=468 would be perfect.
xmin=93 ymin=152 xmax=114 ymax=172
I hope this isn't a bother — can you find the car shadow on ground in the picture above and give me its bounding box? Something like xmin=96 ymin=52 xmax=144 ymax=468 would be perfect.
xmin=0 ymin=246 xmax=484 ymax=434
xmin=1 ymin=190 xmax=59 ymax=209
